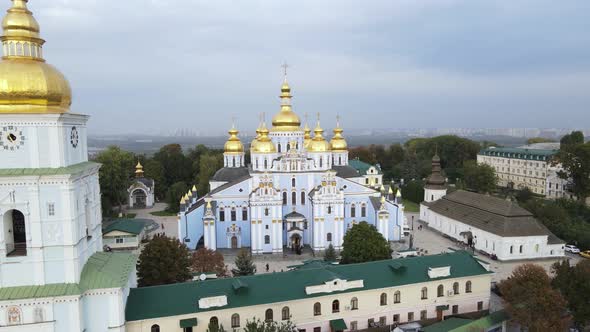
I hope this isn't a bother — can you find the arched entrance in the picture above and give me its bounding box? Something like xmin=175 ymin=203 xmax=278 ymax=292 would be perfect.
xmin=290 ymin=234 xmax=301 ymax=251
xmin=132 ymin=189 xmax=147 ymax=208
xmin=3 ymin=209 xmax=26 ymax=256
xmin=231 ymin=236 xmax=238 ymax=249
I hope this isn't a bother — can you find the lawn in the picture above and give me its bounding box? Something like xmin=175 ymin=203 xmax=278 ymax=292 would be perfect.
xmin=402 ymin=200 xmax=420 ymax=213
xmin=150 ymin=210 xmax=178 ymax=217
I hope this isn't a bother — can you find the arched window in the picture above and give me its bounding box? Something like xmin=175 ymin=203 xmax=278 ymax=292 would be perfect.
xmin=287 ymin=143 xmax=291 ymax=151
xmin=350 ymin=297 xmax=358 ymax=310
xmin=278 ymin=144 xmax=282 ymax=153
xmin=264 ymin=159 xmax=268 ymax=169
xmin=327 ymin=206 xmax=332 ymax=214
xmin=301 ymin=191 xmax=306 ymax=205
xmin=231 ymin=207 xmax=237 ymax=221
xmin=210 ymin=317 xmax=219 ymax=329
xmin=219 ymin=208 xmax=225 ymax=221
xmin=437 ymin=284 xmax=444 ymax=297
xmin=264 ymin=208 xmax=270 ymax=216
xmin=4 ymin=209 xmax=27 ymax=256
xmin=380 ymin=293 xmax=387 ymax=306
xmin=264 ymin=235 xmax=270 ymax=244
xmin=242 ymin=207 xmax=248 ymax=220
xmin=292 ymin=192 xmax=297 ymax=205
xmin=465 ymin=281 xmax=472 ymax=293
xmin=265 ymin=309 xmax=273 ymax=322
xmin=351 ymin=204 xmax=356 ymax=217
xmin=151 ymin=324 xmax=160 ymax=332
xmin=281 ymin=306 xmax=290 ymax=320
xmin=282 ymin=192 xmax=287 ymax=205
xmin=332 ymin=300 xmax=340 ymax=313
xmin=326 ymin=233 xmax=332 ymax=242
xmin=319 ymin=157 xmax=323 ymax=168
xmin=421 ymin=287 xmax=428 ymax=300
xmin=453 ymin=282 xmax=459 ymax=295
xmin=339 ymin=156 xmax=342 ymax=165
xmin=292 ymin=178 xmax=296 ymax=187
xmin=519 ymin=245 xmax=523 ymax=253
xmin=314 ymin=302 xmax=321 ymax=316
xmin=394 ymin=291 xmax=401 ymax=303
xmin=510 ymin=245 xmax=514 ymax=254
xmin=231 ymin=314 xmax=240 ymax=328
xmin=361 ymin=204 xmax=366 ymax=217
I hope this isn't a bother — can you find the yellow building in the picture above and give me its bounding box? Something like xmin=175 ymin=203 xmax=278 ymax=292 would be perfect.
xmin=125 ymin=251 xmax=492 ymax=332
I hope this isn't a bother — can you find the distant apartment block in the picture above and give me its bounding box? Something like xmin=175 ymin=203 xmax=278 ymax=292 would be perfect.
xmin=477 ymin=145 xmax=572 ymax=199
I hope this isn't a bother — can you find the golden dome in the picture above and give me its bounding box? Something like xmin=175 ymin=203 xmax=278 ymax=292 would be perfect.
xmin=303 ymin=122 xmax=312 ymax=149
xmin=308 ymin=120 xmax=331 ymax=153
xmin=271 ymin=78 xmax=301 ymax=132
xmin=135 ymin=161 xmax=144 ymax=177
xmin=251 ymin=123 xmax=276 ymax=153
xmin=329 ymin=117 xmax=348 ymax=151
xmin=0 ymin=0 xmax=72 ymax=114
xmin=224 ymin=126 xmax=244 ymax=154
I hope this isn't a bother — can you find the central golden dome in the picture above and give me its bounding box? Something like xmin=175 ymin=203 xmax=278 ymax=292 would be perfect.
xmin=271 ymin=78 xmax=301 ymax=132
xmin=0 ymin=0 xmax=72 ymax=114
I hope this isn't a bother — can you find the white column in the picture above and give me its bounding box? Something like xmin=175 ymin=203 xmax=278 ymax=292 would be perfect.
xmin=319 ymin=204 xmax=325 ymax=249
xmin=210 ymin=221 xmax=216 ymax=250
xmin=204 ymin=222 xmax=210 ymax=249
xmin=251 ymin=206 xmax=257 ymax=253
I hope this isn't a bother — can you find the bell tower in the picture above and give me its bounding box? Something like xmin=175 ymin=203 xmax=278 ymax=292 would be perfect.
xmin=0 ymin=0 xmax=102 ymax=287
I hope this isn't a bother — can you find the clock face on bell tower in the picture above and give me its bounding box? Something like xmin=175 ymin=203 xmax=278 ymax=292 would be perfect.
xmin=0 ymin=126 xmax=25 ymax=151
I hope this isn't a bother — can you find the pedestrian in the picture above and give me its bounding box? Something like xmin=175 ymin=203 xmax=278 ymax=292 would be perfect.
xmin=265 ymin=263 xmax=269 ymax=272
xmin=161 ymin=223 xmax=165 ymax=230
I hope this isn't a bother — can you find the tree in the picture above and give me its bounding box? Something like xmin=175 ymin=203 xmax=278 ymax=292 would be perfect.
xmin=232 ymin=249 xmax=256 ymax=276
xmin=191 ymin=248 xmax=228 ymax=277
xmin=340 ymin=222 xmax=391 ymax=264
xmin=552 ymin=259 xmax=590 ymax=328
xmin=462 ymin=160 xmax=497 ymax=194
xmin=165 ymin=181 xmax=188 ymax=213
xmin=555 ymin=137 xmax=590 ymax=201
xmin=143 ymin=159 xmax=165 ymax=199
xmin=196 ymin=153 xmax=223 ymax=196
xmin=499 ymin=264 xmax=570 ymax=332
xmin=324 ymin=243 xmax=337 ymax=262
xmin=153 ymin=144 xmax=193 ymax=190
xmin=94 ymin=145 xmax=135 ymax=215
xmin=401 ymin=180 xmax=425 ymax=204
xmin=243 ymin=318 xmax=298 ymax=332
xmin=137 ymin=234 xmax=191 ymax=287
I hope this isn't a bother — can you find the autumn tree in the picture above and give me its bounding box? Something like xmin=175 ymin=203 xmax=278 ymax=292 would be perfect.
xmin=191 ymin=248 xmax=228 ymax=277
xmin=340 ymin=222 xmax=391 ymax=264
xmin=137 ymin=234 xmax=191 ymax=287
xmin=232 ymin=249 xmax=256 ymax=276
xmin=499 ymin=264 xmax=570 ymax=332
xmin=552 ymin=259 xmax=590 ymax=328
xmin=243 ymin=318 xmax=298 ymax=332
xmin=94 ymin=145 xmax=135 ymax=215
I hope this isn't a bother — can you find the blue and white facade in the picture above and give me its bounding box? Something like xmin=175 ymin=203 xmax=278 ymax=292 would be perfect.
xmin=179 ymin=78 xmax=405 ymax=254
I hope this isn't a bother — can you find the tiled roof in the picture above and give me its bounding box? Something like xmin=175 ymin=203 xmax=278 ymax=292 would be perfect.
xmin=0 ymin=252 xmax=136 ymax=301
xmin=103 ymin=219 xmax=150 ymax=235
xmin=125 ymin=251 xmax=490 ymax=321
xmin=0 ymin=161 xmax=100 ymax=177
xmin=428 ymin=190 xmax=561 ymax=238
xmin=332 ymin=165 xmax=360 ymax=178
xmin=212 ymin=167 xmax=250 ymax=182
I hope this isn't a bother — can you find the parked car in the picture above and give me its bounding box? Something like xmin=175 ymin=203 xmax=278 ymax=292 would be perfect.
xmin=565 ymin=245 xmax=580 ymax=254
xmin=580 ymin=250 xmax=590 ymax=259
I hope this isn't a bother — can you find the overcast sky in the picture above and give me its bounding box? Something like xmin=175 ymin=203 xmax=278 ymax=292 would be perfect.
xmin=15 ymin=0 xmax=590 ymax=135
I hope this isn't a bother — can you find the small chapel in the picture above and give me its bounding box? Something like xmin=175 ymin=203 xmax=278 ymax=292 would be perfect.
xmin=128 ymin=161 xmax=155 ymax=209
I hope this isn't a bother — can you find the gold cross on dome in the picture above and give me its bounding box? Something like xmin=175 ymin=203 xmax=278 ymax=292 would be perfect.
xmin=281 ymin=62 xmax=289 ymax=76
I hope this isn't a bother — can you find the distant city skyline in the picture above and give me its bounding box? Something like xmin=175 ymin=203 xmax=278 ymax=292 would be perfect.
xmin=17 ymin=1 xmax=590 ymax=134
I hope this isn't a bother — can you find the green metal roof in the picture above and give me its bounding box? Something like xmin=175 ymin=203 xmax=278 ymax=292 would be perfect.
xmin=330 ymin=319 xmax=347 ymax=330
xmin=103 ymin=219 xmax=149 ymax=235
xmin=422 ymin=318 xmax=474 ymax=332
xmin=80 ymin=252 xmax=137 ymax=291
xmin=0 ymin=283 xmax=81 ymax=301
xmin=348 ymin=159 xmax=382 ymax=175
xmin=0 ymin=161 xmax=100 ymax=177
xmin=0 ymin=252 xmax=136 ymax=301
xmin=125 ymin=251 xmax=490 ymax=322
xmin=478 ymin=147 xmax=557 ymax=161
